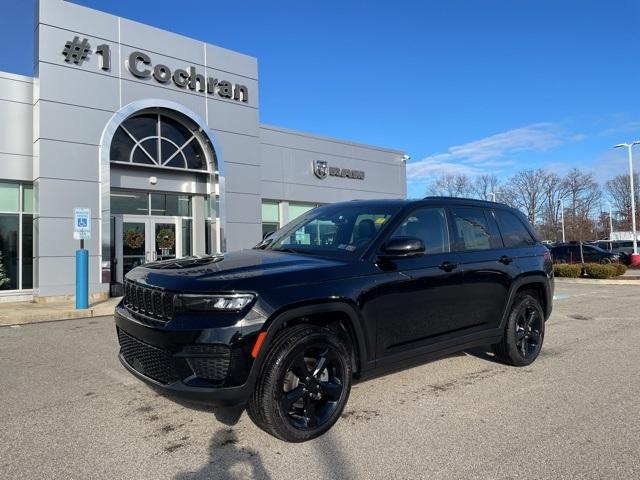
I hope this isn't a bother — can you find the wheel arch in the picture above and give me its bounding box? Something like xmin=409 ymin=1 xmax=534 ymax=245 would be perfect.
xmin=257 ymin=302 xmax=369 ymax=377
xmin=500 ymin=275 xmax=552 ymax=329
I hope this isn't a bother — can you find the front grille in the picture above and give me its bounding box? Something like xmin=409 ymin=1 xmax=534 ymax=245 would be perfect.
xmin=124 ymin=280 xmax=175 ymax=321
xmin=117 ymin=329 xmax=179 ymax=385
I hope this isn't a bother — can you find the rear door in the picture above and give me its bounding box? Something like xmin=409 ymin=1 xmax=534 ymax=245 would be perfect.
xmin=448 ymin=206 xmax=517 ymax=330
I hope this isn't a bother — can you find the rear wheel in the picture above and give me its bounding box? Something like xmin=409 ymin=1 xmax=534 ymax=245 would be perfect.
xmin=494 ymin=293 xmax=545 ymax=366
xmin=247 ymin=324 xmax=352 ymax=442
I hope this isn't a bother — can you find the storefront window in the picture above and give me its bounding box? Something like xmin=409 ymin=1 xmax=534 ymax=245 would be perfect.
xmin=151 ymin=193 xmax=191 ymax=216
xmin=0 ymin=183 xmax=33 ymax=291
xmin=111 ymin=191 xmax=149 ymax=215
xmin=182 ymin=219 xmax=192 ymax=256
xmin=22 ymin=185 xmax=34 ymax=213
xmin=204 ymin=195 xmax=219 ymax=255
xmin=0 ymin=182 xmax=19 ymax=213
xmin=262 ymin=200 xmax=279 ymax=238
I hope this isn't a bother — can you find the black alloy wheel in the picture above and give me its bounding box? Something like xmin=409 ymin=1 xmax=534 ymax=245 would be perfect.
xmin=494 ymin=293 xmax=545 ymax=366
xmin=247 ymin=324 xmax=352 ymax=442
xmin=280 ymin=345 xmax=346 ymax=430
xmin=514 ymin=302 xmax=543 ymax=359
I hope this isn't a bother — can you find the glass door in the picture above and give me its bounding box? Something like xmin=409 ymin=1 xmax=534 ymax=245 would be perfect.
xmin=150 ymin=218 xmax=179 ymax=262
xmin=113 ymin=215 xmax=183 ymax=284
xmin=119 ymin=217 xmax=148 ymax=281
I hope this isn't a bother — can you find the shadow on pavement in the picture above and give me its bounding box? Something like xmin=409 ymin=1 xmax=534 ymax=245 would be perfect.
xmin=174 ymin=428 xmax=272 ymax=480
xmin=313 ymin=430 xmax=356 ymax=479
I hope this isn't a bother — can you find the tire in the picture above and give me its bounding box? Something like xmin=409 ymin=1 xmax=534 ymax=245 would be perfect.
xmin=493 ymin=293 xmax=545 ymax=366
xmin=247 ymin=324 xmax=352 ymax=442
xmin=600 ymin=257 xmax=612 ymax=264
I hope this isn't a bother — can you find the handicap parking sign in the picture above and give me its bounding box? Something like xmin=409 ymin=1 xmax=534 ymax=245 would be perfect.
xmin=73 ymin=208 xmax=91 ymax=240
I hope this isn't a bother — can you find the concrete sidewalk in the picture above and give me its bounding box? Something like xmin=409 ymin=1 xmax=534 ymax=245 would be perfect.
xmin=0 ymin=297 xmax=121 ymax=327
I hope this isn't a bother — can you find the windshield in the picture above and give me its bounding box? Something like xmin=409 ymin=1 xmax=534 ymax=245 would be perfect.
xmin=260 ymin=203 xmax=401 ymax=257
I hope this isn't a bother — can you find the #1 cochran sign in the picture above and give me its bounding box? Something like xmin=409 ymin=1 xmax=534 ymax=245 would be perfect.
xmin=73 ymin=208 xmax=91 ymax=240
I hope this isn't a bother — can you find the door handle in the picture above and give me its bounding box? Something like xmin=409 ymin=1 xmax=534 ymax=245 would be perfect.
xmin=498 ymin=255 xmax=513 ymax=265
xmin=438 ymin=261 xmax=458 ymax=272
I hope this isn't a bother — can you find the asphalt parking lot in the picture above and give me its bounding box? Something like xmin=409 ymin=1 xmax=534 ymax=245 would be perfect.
xmin=1 ymin=282 xmax=639 ymax=480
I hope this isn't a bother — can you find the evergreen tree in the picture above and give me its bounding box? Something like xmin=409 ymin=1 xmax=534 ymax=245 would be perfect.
xmin=0 ymin=250 xmax=10 ymax=289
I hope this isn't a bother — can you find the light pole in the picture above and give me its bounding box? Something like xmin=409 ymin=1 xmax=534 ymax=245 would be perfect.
xmin=614 ymin=142 xmax=639 ymax=255
xmin=489 ymin=191 xmax=502 ymax=202
xmin=608 ymin=203 xmax=614 ymax=240
xmin=558 ymin=199 xmax=565 ymax=243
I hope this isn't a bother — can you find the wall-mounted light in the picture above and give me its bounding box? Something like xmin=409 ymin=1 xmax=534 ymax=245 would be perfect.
xmin=149 ymin=176 xmax=158 ymax=185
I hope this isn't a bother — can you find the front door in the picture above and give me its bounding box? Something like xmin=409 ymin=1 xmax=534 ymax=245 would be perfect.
xmin=363 ymin=206 xmax=465 ymax=363
xmin=114 ymin=216 xmax=181 ymax=283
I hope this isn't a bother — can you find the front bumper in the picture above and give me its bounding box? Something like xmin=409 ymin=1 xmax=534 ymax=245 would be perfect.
xmin=114 ymin=304 xmax=259 ymax=407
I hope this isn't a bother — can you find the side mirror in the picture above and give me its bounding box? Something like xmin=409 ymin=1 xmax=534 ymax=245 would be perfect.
xmin=263 ymin=230 xmax=275 ymax=241
xmin=379 ymin=236 xmax=425 ymax=258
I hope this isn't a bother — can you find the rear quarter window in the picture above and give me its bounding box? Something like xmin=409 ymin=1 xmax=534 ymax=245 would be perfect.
xmin=449 ymin=206 xmax=500 ymax=251
xmin=494 ymin=210 xmax=536 ymax=248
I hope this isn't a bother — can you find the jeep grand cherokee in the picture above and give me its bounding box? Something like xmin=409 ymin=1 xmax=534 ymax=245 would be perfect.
xmin=115 ymin=197 xmax=553 ymax=442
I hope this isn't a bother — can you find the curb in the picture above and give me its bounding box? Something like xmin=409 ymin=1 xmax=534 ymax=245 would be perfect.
xmin=0 ymin=298 xmax=120 ymax=327
xmin=555 ymin=277 xmax=640 ymax=285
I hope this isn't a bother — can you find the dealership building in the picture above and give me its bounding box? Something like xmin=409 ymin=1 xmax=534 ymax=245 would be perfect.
xmin=0 ymin=0 xmax=406 ymax=302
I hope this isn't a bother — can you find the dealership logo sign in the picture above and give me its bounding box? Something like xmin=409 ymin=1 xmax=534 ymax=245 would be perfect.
xmin=313 ymin=160 xmax=365 ymax=180
xmin=61 ymin=38 xmax=249 ymax=103
xmin=127 ymin=51 xmax=249 ymax=103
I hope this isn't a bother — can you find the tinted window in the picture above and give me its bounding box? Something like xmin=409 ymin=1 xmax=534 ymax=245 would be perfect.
xmin=495 ymin=209 xmax=535 ymax=248
xmin=450 ymin=207 xmax=493 ymax=251
xmin=389 ymin=207 xmax=450 ymax=254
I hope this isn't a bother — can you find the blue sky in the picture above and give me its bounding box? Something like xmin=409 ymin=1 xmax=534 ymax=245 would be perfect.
xmin=1 ymin=0 xmax=639 ymax=198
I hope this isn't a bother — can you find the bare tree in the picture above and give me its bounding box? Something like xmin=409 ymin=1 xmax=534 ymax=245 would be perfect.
xmin=502 ymin=169 xmax=547 ymax=225
xmin=426 ymin=174 xmax=472 ymax=197
xmin=561 ymin=168 xmax=601 ymax=240
xmin=471 ymin=174 xmax=500 ymax=201
xmin=538 ymin=172 xmax=566 ymax=241
xmin=605 ymin=173 xmax=640 ymax=232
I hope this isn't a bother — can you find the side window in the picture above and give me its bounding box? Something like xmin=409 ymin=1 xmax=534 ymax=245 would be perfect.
xmin=449 ymin=207 xmax=493 ymax=251
xmin=494 ymin=209 xmax=536 ymax=248
xmin=389 ymin=207 xmax=450 ymax=254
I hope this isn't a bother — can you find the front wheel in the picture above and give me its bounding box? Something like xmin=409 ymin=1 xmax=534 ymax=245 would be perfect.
xmin=494 ymin=293 xmax=545 ymax=366
xmin=247 ymin=325 xmax=352 ymax=442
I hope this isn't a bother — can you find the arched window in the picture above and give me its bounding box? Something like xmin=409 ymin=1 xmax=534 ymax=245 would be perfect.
xmin=109 ymin=111 xmax=211 ymax=171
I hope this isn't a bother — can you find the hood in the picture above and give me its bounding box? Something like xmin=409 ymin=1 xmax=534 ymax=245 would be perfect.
xmin=125 ymin=249 xmax=352 ymax=292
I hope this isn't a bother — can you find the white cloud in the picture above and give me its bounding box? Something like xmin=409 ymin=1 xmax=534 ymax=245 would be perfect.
xmin=407 ymin=123 xmax=564 ymax=181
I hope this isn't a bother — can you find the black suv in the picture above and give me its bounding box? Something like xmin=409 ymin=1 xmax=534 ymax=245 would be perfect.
xmin=115 ymin=198 xmax=553 ymax=442
xmin=550 ymin=243 xmax=620 ymax=264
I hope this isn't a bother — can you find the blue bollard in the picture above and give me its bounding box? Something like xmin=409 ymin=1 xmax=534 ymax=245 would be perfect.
xmin=76 ymin=248 xmax=89 ymax=309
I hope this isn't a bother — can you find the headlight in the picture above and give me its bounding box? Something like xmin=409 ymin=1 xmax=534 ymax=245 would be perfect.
xmin=178 ymin=294 xmax=255 ymax=311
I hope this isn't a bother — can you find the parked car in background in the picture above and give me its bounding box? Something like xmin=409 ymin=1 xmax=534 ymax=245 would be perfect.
xmin=551 ymin=243 xmax=620 ymax=264
xmin=594 ymin=240 xmax=634 ymax=264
